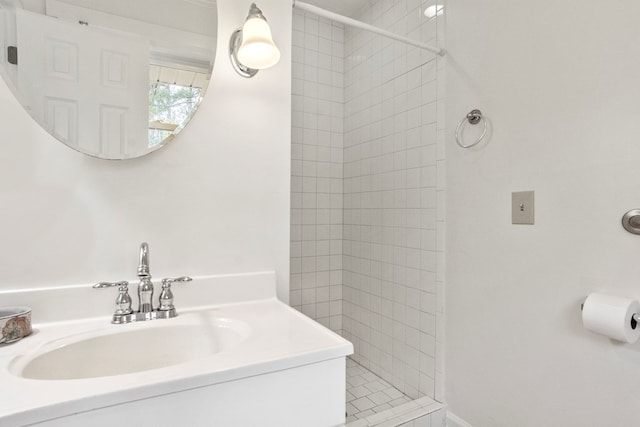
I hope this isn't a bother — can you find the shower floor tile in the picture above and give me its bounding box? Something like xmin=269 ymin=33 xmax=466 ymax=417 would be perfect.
xmin=345 ymin=358 xmax=445 ymax=427
xmin=346 ymin=358 xmax=411 ymax=423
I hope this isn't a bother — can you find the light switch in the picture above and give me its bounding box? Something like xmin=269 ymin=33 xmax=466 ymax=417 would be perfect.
xmin=512 ymin=191 xmax=534 ymax=225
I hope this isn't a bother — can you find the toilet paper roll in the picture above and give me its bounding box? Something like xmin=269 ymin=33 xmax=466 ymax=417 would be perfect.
xmin=582 ymin=293 xmax=640 ymax=343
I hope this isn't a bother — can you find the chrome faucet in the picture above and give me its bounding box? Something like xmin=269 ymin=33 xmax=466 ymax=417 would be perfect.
xmin=94 ymin=242 xmax=192 ymax=324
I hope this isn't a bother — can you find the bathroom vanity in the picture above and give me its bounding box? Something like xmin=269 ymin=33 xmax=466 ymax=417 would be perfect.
xmin=0 ymin=272 xmax=353 ymax=427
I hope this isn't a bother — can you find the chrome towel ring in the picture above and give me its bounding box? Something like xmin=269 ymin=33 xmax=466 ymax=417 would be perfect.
xmin=455 ymin=109 xmax=487 ymax=148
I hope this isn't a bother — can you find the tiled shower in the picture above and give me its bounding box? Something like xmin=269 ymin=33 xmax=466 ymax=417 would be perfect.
xmin=290 ymin=8 xmax=345 ymax=334
xmin=290 ymin=0 xmax=446 ymax=424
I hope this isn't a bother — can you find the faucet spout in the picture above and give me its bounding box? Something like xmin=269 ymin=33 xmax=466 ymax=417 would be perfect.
xmin=137 ymin=242 xmax=154 ymax=313
xmin=138 ymin=242 xmax=150 ymax=277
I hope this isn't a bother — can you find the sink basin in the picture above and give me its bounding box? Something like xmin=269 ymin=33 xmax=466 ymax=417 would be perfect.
xmin=10 ymin=314 xmax=249 ymax=380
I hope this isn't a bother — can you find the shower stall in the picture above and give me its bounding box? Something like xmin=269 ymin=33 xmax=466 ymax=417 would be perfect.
xmin=289 ymin=1 xmax=446 ymax=425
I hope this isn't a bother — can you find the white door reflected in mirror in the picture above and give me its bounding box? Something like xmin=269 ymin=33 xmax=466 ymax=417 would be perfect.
xmin=0 ymin=0 xmax=217 ymax=160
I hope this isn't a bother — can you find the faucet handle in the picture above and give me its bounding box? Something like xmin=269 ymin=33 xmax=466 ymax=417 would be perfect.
xmin=93 ymin=281 xmax=133 ymax=315
xmin=94 ymin=280 xmax=129 ymax=289
xmin=161 ymin=276 xmax=192 ymax=286
xmin=158 ymin=276 xmax=192 ymax=311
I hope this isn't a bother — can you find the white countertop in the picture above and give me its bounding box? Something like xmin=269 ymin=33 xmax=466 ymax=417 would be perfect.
xmin=0 ymin=272 xmax=353 ymax=426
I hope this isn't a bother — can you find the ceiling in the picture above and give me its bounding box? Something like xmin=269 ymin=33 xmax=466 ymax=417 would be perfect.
xmin=299 ymin=0 xmax=370 ymax=17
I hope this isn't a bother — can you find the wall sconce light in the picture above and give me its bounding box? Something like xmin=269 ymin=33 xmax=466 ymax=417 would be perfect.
xmin=229 ymin=3 xmax=281 ymax=78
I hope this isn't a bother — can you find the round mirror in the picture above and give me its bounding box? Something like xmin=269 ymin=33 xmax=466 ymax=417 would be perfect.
xmin=0 ymin=0 xmax=217 ymax=159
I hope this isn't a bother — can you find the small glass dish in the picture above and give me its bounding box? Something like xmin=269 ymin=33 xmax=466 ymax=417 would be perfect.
xmin=0 ymin=307 xmax=32 ymax=345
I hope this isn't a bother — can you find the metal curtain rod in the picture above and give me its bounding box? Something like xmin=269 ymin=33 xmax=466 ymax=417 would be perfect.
xmin=293 ymin=1 xmax=445 ymax=56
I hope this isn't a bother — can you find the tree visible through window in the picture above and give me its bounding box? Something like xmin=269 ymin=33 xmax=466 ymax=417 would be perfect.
xmin=148 ymin=82 xmax=203 ymax=147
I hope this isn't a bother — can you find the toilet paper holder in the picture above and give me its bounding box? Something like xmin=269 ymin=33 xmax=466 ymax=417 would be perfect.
xmin=581 ymin=294 xmax=640 ymax=343
xmin=581 ymin=300 xmax=639 ymax=327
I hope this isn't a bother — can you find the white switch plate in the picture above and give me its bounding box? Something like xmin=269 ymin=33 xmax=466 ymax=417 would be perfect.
xmin=512 ymin=191 xmax=535 ymax=225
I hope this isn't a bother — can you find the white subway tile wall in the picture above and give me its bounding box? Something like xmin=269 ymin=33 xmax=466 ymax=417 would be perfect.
xmin=290 ymin=10 xmax=345 ymax=334
xmin=342 ymin=0 xmax=445 ymax=401
xmin=290 ymin=0 xmax=446 ymax=407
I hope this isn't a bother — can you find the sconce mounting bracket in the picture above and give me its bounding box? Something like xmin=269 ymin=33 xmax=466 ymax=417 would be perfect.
xmin=229 ymin=29 xmax=259 ymax=78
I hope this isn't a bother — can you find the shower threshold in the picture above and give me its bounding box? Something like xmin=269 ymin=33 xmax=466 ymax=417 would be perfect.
xmin=345 ymin=358 xmax=445 ymax=427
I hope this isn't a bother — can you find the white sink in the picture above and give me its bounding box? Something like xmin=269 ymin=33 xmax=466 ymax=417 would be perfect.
xmin=0 ymin=272 xmax=353 ymax=427
xmin=10 ymin=314 xmax=250 ymax=380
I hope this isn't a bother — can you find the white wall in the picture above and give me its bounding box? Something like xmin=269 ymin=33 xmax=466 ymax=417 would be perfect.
xmin=0 ymin=0 xmax=292 ymax=301
xmin=446 ymin=1 xmax=640 ymax=426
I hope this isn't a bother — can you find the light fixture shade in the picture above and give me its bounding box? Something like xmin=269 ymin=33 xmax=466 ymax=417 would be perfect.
xmin=237 ymin=16 xmax=281 ymax=70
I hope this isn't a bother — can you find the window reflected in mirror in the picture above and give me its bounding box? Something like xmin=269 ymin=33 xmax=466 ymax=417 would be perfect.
xmin=148 ymin=67 xmax=209 ymax=148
